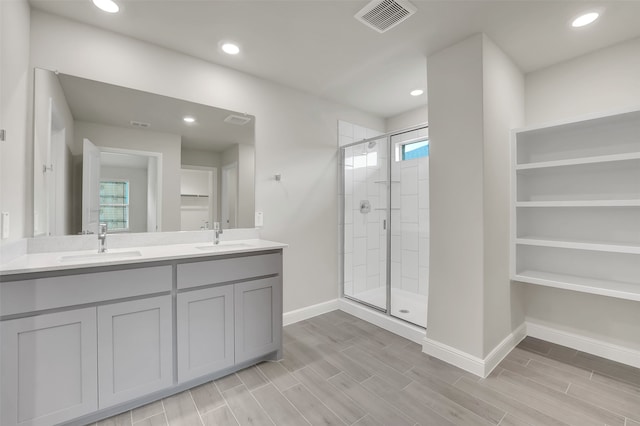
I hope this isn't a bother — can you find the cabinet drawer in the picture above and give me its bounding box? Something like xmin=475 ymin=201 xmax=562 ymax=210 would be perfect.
xmin=1 ymin=266 xmax=172 ymax=317
xmin=177 ymin=253 xmax=280 ymax=290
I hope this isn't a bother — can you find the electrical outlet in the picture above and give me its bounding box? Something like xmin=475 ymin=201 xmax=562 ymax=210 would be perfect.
xmin=255 ymin=211 xmax=264 ymax=227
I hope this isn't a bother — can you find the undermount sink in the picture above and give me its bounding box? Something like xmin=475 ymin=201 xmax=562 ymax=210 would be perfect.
xmin=196 ymin=243 xmax=253 ymax=251
xmin=58 ymin=250 xmax=143 ymax=263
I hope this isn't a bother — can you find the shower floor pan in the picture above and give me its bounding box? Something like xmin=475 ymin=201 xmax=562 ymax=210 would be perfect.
xmin=350 ymin=287 xmax=427 ymax=328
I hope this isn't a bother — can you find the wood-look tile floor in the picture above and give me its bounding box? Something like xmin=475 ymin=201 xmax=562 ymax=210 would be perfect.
xmin=97 ymin=311 xmax=640 ymax=426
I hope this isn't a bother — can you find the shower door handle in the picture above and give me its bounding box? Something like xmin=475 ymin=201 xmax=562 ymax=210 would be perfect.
xmin=383 ymin=219 xmax=386 ymax=230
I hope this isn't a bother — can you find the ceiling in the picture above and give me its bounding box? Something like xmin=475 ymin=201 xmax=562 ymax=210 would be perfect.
xmin=57 ymin=72 xmax=255 ymax=152
xmin=30 ymin=1 xmax=640 ymax=119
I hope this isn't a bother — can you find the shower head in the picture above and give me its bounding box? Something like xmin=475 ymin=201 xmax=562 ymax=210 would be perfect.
xmin=368 ymin=141 xmax=377 ymax=149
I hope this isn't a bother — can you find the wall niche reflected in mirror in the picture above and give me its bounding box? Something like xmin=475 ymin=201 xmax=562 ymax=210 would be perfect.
xmin=33 ymin=68 xmax=255 ymax=237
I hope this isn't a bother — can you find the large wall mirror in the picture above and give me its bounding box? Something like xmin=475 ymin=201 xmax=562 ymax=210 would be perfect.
xmin=33 ymin=68 xmax=255 ymax=237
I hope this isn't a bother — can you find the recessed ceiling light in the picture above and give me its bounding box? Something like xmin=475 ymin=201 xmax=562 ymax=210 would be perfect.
xmin=572 ymin=12 xmax=599 ymax=28
xmin=222 ymin=43 xmax=240 ymax=55
xmin=92 ymin=0 xmax=119 ymax=13
xmin=183 ymin=116 xmax=196 ymax=123
xmin=410 ymin=89 xmax=424 ymax=97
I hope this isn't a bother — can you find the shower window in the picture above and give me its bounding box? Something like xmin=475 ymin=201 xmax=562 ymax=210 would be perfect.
xmin=401 ymin=139 xmax=429 ymax=160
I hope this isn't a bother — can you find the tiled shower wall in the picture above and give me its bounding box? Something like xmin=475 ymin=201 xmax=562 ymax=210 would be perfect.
xmin=392 ymin=128 xmax=429 ymax=298
xmin=339 ymin=121 xmax=429 ymax=302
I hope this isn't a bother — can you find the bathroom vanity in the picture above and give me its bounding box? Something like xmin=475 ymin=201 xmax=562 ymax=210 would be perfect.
xmin=0 ymin=239 xmax=285 ymax=426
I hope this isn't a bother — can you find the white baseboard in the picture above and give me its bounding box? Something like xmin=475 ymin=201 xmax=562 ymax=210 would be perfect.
xmin=526 ymin=319 xmax=640 ymax=370
xmin=337 ymin=298 xmax=426 ymax=344
xmin=284 ymin=301 xmax=640 ymax=375
xmin=283 ymin=299 xmax=339 ymax=326
xmin=483 ymin=323 xmax=527 ymax=376
xmin=422 ymin=323 xmax=527 ymax=378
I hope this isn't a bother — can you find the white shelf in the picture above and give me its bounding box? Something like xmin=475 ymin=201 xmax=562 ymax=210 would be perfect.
xmin=516 ymin=200 xmax=640 ymax=207
xmin=516 ymin=238 xmax=640 ymax=254
xmin=511 ymin=108 xmax=640 ymax=303
xmin=516 ymin=152 xmax=640 ymax=170
xmin=513 ymin=270 xmax=640 ymax=302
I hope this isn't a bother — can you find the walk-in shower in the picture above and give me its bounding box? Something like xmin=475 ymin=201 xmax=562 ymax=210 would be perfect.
xmin=341 ymin=125 xmax=429 ymax=328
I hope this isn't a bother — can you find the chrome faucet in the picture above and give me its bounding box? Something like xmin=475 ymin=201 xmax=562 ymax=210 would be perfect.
xmin=98 ymin=223 xmax=108 ymax=253
xmin=213 ymin=222 xmax=223 ymax=245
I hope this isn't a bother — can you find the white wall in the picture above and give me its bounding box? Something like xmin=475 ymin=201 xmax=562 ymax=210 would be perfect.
xmin=0 ymin=0 xmax=31 ymax=242
xmin=101 ymin=166 xmax=148 ymax=233
xmin=426 ymin=34 xmax=486 ymax=358
xmin=526 ymin=36 xmax=640 ymax=126
xmin=425 ymin=34 xmax=525 ymax=360
xmin=181 ymin=148 xmax=220 ymax=169
xmin=386 ymin=106 xmax=429 ymax=132
xmin=237 ymin=144 xmax=255 ymax=228
xmin=29 ymin=10 xmax=385 ymax=312
xmin=524 ymin=36 xmax=640 ymax=350
xmin=74 ymin=121 xmax=181 ymax=232
xmin=32 ymin=68 xmax=74 ymax=236
xmin=481 ymin=36 xmax=526 ymax=353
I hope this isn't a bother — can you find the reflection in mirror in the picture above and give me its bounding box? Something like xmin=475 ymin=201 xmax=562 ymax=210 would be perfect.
xmin=33 ymin=68 xmax=255 ymax=237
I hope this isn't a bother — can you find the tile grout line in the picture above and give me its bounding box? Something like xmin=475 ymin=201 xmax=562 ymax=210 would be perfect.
xmin=188 ymin=388 xmax=206 ymax=426
xmin=266 ymin=377 xmax=313 ymax=426
xmin=217 ymin=387 xmax=242 ymax=426
xmin=496 ymin=411 xmax=507 ymax=426
xmin=292 ymin=368 xmax=355 ymax=426
xmin=159 ymin=399 xmax=169 ymax=426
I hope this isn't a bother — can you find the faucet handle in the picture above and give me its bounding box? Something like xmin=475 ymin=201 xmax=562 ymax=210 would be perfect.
xmin=213 ymin=222 xmax=221 ymax=232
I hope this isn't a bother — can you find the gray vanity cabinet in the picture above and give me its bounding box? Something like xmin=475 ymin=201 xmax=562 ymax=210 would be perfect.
xmin=0 ymin=308 xmax=98 ymax=426
xmin=176 ymin=285 xmax=235 ymax=382
xmin=0 ymin=248 xmax=283 ymax=426
xmin=176 ymin=251 xmax=283 ymax=379
xmin=234 ymin=276 xmax=282 ymax=363
xmin=97 ymin=295 xmax=173 ymax=408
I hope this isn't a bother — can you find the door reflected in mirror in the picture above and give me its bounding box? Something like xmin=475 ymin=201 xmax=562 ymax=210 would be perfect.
xmin=32 ymin=68 xmax=255 ymax=237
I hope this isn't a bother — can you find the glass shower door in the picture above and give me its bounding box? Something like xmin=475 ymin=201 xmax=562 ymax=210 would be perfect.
xmin=342 ymin=136 xmax=389 ymax=311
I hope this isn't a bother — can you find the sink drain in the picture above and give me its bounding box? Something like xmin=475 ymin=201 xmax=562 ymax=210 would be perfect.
xmin=399 ymin=309 xmax=410 ymax=314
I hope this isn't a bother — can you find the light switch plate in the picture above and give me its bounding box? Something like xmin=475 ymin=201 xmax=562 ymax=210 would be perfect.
xmin=1 ymin=212 xmax=9 ymax=239
xmin=255 ymin=211 xmax=264 ymax=227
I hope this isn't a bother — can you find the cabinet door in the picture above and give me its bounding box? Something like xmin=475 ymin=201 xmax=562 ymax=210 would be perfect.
xmin=177 ymin=285 xmax=234 ymax=382
xmin=97 ymin=296 xmax=173 ymax=408
xmin=234 ymin=277 xmax=282 ymax=364
xmin=1 ymin=308 xmax=98 ymax=426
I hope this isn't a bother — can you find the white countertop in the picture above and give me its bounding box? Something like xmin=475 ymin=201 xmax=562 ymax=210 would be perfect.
xmin=0 ymin=239 xmax=287 ymax=276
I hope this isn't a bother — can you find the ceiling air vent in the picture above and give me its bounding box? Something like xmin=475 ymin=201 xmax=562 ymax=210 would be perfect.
xmin=224 ymin=114 xmax=252 ymax=126
xmin=130 ymin=120 xmax=150 ymax=128
xmin=355 ymin=0 xmax=417 ymax=33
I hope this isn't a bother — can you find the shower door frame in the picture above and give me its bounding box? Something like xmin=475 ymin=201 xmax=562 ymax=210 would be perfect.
xmin=340 ymin=124 xmax=428 ymax=321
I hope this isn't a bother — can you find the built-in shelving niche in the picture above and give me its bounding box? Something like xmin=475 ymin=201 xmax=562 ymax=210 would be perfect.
xmin=511 ymin=108 xmax=640 ymax=301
